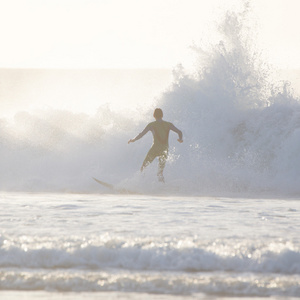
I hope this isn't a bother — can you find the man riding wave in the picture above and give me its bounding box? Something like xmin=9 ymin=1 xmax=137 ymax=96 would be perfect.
xmin=128 ymin=108 xmax=183 ymax=182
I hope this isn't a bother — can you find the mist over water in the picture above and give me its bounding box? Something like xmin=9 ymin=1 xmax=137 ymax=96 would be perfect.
xmin=1 ymin=6 xmax=300 ymax=196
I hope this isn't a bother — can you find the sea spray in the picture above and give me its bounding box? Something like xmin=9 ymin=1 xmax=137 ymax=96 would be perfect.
xmin=0 ymin=107 xmax=140 ymax=192
xmin=1 ymin=4 xmax=300 ymax=196
xmin=156 ymin=6 xmax=300 ymax=196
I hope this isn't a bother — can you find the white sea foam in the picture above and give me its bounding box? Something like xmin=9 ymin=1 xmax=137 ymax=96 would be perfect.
xmin=0 ymin=269 xmax=300 ymax=297
xmin=0 ymin=234 xmax=299 ymax=274
xmin=0 ymin=234 xmax=300 ymax=296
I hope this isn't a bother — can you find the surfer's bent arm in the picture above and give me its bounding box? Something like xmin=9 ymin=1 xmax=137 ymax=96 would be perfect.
xmin=128 ymin=124 xmax=152 ymax=144
xmin=170 ymin=123 xmax=183 ymax=143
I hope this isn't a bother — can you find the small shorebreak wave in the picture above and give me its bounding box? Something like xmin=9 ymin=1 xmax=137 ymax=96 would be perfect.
xmin=0 ymin=234 xmax=299 ymax=296
xmin=0 ymin=234 xmax=299 ymax=274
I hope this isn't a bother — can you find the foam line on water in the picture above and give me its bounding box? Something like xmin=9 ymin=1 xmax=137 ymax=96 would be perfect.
xmin=0 ymin=269 xmax=299 ymax=296
xmin=0 ymin=235 xmax=299 ymax=274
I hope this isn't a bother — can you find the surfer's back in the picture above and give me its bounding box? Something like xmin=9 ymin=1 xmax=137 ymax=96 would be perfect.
xmin=149 ymin=120 xmax=172 ymax=148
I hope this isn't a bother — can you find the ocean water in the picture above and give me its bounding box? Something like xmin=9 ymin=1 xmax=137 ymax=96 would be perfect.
xmin=1 ymin=4 xmax=300 ymax=299
xmin=0 ymin=193 xmax=299 ymax=299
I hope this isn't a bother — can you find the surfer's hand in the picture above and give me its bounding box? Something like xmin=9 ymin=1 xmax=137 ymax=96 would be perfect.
xmin=128 ymin=139 xmax=135 ymax=144
xmin=177 ymin=139 xmax=183 ymax=143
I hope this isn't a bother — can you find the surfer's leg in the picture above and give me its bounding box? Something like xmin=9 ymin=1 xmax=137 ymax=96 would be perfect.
xmin=141 ymin=148 xmax=156 ymax=172
xmin=157 ymin=150 xmax=168 ymax=182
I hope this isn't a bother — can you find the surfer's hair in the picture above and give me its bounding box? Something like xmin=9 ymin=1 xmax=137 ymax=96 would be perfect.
xmin=153 ymin=108 xmax=163 ymax=119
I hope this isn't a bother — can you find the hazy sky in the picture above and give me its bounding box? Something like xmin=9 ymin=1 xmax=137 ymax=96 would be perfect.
xmin=0 ymin=0 xmax=299 ymax=69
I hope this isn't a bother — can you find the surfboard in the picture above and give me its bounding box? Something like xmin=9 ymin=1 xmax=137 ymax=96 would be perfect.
xmin=92 ymin=177 xmax=137 ymax=194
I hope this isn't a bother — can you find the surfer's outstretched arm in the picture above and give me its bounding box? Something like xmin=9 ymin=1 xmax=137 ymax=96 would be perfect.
xmin=170 ymin=123 xmax=183 ymax=143
xmin=128 ymin=124 xmax=151 ymax=144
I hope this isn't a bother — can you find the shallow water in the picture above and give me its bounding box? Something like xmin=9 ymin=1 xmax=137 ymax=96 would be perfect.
xmin=0 ymin=192 xmax=299 ymax=299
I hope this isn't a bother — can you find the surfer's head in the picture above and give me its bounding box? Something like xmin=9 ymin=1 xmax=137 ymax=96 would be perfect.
xmin=153 ymin=108 xmax=163 ymax=120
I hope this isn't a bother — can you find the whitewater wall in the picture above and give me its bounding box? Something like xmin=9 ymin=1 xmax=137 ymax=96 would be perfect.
xmin=1 ymin=6 xmax=300 ymax=197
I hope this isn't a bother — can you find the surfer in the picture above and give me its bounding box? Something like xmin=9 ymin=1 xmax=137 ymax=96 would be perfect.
xmin=128 ymin=108 xmax=183 ymax=182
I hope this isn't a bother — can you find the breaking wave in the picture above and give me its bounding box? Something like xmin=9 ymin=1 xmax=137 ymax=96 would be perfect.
xmin=0 ymin=234 xmax=299 ymax=296
xmin=1 ymin=4 xmax=300 ymax=197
